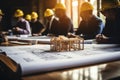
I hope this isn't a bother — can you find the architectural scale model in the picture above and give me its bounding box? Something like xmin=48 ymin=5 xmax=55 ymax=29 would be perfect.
xmin=50 ymin=36 xmax=84 ymax=51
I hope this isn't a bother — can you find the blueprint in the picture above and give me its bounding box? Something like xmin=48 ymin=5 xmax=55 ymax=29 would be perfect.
xmin=0 ymin=44 xmax=120 ymax=75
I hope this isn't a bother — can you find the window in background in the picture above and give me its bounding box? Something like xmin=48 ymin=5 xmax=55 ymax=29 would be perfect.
xmin=90 ymin=0 xmax=97 ymax=15
xmin=72 ymin=0 xmax=78 ymax=28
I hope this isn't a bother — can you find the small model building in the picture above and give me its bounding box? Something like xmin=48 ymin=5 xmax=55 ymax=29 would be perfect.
xmin=50 ymin=36 xmax=84 ymax=52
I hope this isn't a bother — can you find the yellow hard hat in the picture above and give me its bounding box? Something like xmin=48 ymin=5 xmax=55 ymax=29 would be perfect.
xmin=101 ymin=0 xmax=120 ymax=11
xmin=25 ymin=14 xmax=31 ymax=21
xmin=55 ymin=3 xmax=66 ymax=10
xmin=0 ymin=9 xmax=4 ymax=15
xmin=31 ymin=12 xmax=38 ymax=19
xmin=44 ymin=9 xmax=54 ymax=17
xmin=14 ymin=9 xmax=24 ymax=17
xmin=80 ymin=2 xmax=94 ymax=12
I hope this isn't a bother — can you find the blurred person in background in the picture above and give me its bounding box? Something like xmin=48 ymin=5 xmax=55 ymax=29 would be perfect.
xmin=54 ymin=3 xmax=74 ymax=36
xmin=30 ymin=12 xmax=44 ymax=36
xmin=25 ymin=14 xmax=31 ymax=23
xmin=96 ymin=0 xmax=120 ymax=44
xmin=0 ymin=9 xmax=4 ymax=32
xmin=0 ymin=9 xmax=8 ymax=43
xmin=43 ymin=8 xmax=59 ymax=36
xmin=13 ymin=9 xmax=31 ymax=36
xmin=76 ymin=2 xmax=104 ymax=39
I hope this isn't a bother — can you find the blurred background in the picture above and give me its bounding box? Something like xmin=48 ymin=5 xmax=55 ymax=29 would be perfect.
xmin=0 ymin=0 xmax=104 ymax=31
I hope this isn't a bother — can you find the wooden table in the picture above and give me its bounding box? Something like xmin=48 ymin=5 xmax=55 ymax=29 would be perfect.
xmin=22 ymin=61 xmax=120 ymax=80
xmin=1 ymin=38 xmax=120 ymax=80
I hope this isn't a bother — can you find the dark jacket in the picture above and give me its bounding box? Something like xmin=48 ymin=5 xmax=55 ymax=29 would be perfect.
xmin=0 ymin=34 xmax=4 ymax=43
xmin=0 ymin=20 xmax=6 ymax=32
xmin=30 ymin=20 xmax=44 ymax=34
xmin=76 ymin=15 xmax=104 ymax=39
xmin=55 ymin=15 xmax=74 ymax=36
xmin=102 ymin=8 xmax=120 ymax=44
xmin=43 ymin=17 xmax=59 ymax=35
xmin=0 ymin=22 xmax=3 ymax=31
xmin=13 ymin=19 xmax=31 ymax=35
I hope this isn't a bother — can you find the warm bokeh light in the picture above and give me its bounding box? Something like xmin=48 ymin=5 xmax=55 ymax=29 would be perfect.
xmin=57 ymin=0 xmax=102 ymax=28
xmin=60 ymin=0 xmax=65 ymax=3
xmin=72 ymin=0 xmax=78 ymax=28
xmin=72 ymin=1 xmax=78 ymax=6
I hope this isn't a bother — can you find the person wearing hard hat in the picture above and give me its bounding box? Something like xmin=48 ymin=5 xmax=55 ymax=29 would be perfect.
xmin=54 ymin=3 xmax=74 ymax=36
xmin=30 ymin=11 xmax=44 ymax=36
xmin=25 ymin=14 xmax=31 ymax=22
xmin=43 ymin=8 xmax=59 ymax=36
xmin=13 ymin=9 xmax=31 ymax=36
xmin=0 ymin=9 xmax=8 ymax=43
xmin=96 ymin=0 xmax=120 ymax=44
xmin=0 ymin=9 xmax=5 ymax=32
xmin=76 ymin=2 xmax=104 ymax=39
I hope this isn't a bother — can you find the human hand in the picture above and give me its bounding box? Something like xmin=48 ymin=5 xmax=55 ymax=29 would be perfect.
xmin=32 ymin=34 xmax=39 ymax=36
xmin=96 ymin=34 xmax=109 ymax=43
xmin=15 ymin=27 xmax=22 ymax=31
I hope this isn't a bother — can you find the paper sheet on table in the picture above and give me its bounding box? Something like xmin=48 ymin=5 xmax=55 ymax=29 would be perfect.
xmin=17 ymin=36 xmax=51 ymax=44
xmin=0 ymin=44 xmax=120 ymax=75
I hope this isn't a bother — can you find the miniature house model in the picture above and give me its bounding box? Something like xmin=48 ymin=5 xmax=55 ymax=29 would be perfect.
xmin=50 ymin=36 xmax=84 ymax=52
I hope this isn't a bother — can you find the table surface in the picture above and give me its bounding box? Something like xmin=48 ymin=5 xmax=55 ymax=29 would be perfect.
xmin=22 ymin=61 xmax=120 ymax=80
xmin=1 ymin=36 xmax=120 ymax=80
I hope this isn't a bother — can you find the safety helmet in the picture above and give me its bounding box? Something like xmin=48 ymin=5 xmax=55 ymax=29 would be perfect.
xmin=25 ymin=14 xmax=31 ymax=21
xmin=101 ymin=0 xmax=120 ymax=11
xmin=55 ymin=3 xmax=66 ymax=10
xmin=44 ymin=9 xmax=54 ymax=17
xmin=80 ymin=2 xmax=94 ymax=12
xmin=14 ymin=9 xmax=24 ymax=17
xmin=31 ymin=12 xmax=38 ymax=19
xmin=0 ymin=9 xmax=4 ymax=15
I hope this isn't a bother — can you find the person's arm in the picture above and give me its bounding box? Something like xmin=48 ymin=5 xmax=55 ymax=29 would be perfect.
xmin=98 ymin=20 xmax=105 ymax=34
xmin=96 ymin=34 xmax=109 ymax=44
xmin=37 ymin=22 xmax=45 ymax=35
xmin=22 ymin=21 xmax=31 ymax=35
xmin=17 ymin=21 xmax=31 ymax=35
xmin=32 ymin=22 xmax=45 ymax=36
xmin=94 ymin=16 xmax=105 ymax=35
xmin=13 ymin=20 xmax=31 ymax=35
